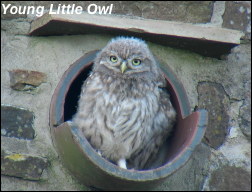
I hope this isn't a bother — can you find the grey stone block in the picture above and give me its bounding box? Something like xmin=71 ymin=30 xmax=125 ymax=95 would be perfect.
xmin=239 ymin=99 xmax=251 ymax=140
xmin=1 ymin=105 xmax=35 ymax=140
xmin=223 ymin=1 xmax=251 ymax=39
xmin=197 ymin=82 xmax=230 ymax=149
xmin=1 ymin=150 xmax=49 ymax=181
xmin=209 ymin=166 xmax=251 ymax=191
xmin=8 ymin=69 xmax=47 ymax=91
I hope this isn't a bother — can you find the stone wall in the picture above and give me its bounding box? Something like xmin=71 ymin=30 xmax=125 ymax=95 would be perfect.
xmin=1 ymin=1 xmax=251 ymax=191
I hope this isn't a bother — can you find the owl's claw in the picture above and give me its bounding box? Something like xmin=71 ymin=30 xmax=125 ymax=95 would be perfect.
xmin=66 ymin=120 xmax=73 ymax=126
xmin=96 ymin=150 xmax=102 ymax=156
xmin=117 ymin=158 xmax=127 ymax=169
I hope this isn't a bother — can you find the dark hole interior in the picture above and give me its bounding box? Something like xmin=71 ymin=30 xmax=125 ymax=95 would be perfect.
xmin=64 ymin=64 xmax=93 ymax=121
xmin=63 ymin=63 xmax=179 ymax=169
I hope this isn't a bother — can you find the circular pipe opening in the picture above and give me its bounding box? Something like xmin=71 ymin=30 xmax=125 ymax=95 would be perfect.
xmin=50 ymin=50 xmax=207 ymax=190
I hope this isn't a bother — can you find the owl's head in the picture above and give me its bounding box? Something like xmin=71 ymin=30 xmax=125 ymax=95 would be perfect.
xmin=93 ymin=37 xmax=162 ymax=81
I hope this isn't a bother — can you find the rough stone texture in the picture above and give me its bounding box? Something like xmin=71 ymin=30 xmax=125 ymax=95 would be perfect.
xmin=1 ymin=1 xmax=251 ymax=191
xmin=1 ymin=19 xmax=31 ymax=35
xmin=153 ymin=143 xmax=211 ymax=191
xmin=239 ymin=96 xmax=251 ymax=140
xmin=197 ymin=82 xmax=230 ymax=149
xmin=110 ymin=1 xmax=213 ymax=23
xmin=1 ymin=1 xmax=213 ymax=23
xmin=210 ymin=1 xmax=225 ymax=27
xmin=1 ymin=150 xmax=49 ymax=181
xmin=224 ymin=44 xmax=251 ymax=141
xmin=209 ymin=166 xmax=251 ymax=191
xmin=1 ymin=105 xmax=35 ymax=140
xmin=223 ymin=44 xmax=251 ymax=101
xmin=222 ymin=1 xmax=251 ymax=40
xmin=9 ymin=69 xmax=47 ymax=91
xmin=1 ymin=137 xmax=85 ymax=191
xmin=1 ymin=32 xmax=250 ymax=191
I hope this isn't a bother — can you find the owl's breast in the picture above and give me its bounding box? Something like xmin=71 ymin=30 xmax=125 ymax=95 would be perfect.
xmin=91 ymin=73 xmax=160 ymax=127
xmin=98 ymin=94 xmax=158 ymax=159
xmin=75 ymin=73 xmax=162 ymax=160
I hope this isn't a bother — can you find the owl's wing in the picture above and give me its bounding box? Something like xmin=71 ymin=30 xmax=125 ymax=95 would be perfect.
xmin=157 ymin=88 xmax=177 ymax=131
xmin=128 ymin=87 xmax=177 ymax=170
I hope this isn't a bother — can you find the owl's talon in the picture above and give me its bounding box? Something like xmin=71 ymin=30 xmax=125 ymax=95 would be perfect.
xmin=66 ymin=120 xmax=73 ymax=126
xmin=117 ymin=158 xmax=127 ymax=169
xmin=96 ymin=150 xmax=102 ymax=156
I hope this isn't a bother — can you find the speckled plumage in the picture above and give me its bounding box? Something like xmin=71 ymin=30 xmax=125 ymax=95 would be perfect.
xmin=73 ymin=37 xmax=176 ymax=170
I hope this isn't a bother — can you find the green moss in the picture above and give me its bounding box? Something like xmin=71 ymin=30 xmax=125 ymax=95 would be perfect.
xmin=5 ymin=154 xmax=27 ymax=161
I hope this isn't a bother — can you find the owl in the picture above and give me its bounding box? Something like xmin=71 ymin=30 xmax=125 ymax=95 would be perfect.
xmin=73 ymin=37 xmax=176 ymax=170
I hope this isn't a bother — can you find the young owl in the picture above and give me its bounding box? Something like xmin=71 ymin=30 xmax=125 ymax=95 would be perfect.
xmin=73 ymin=37 xmax=176 ymax=170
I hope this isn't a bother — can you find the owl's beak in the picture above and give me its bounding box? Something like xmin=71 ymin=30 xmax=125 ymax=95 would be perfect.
xmin=120 ymin=61 xmax=128 ymax=73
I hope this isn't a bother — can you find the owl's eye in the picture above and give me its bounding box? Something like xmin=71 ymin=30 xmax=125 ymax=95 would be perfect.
xmin=132 ymin=59 xmax=141 ymax=66
xmin=110 ymin=56 xmax=118 ymax=63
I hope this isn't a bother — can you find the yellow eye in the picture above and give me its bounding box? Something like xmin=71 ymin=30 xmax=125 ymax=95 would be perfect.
xmin=132 ymin=59 xmax=141 ymax=66
xmin=110 ymin=56 xmax=118 ymax=63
